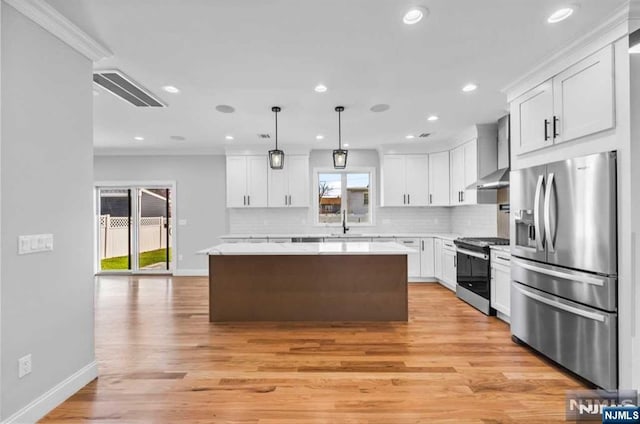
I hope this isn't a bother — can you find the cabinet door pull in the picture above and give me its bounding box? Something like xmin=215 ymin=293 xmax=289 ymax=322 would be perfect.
xmin=403 ymin=194 xmax=406 ymax=205
xmin=462 ymin=191 xmax=465 ymax=202
xmin=429 ymin=194 xmax=433 ymax=204
xmin=497 ymin=256 xmax=511 ymax=261
xmin=421 ymin=240 xmax=425 ymax=251
xmin=248 ymin=195 xmax=250 ymax=206
xmin=289 ymin=195 xmax=292 ymax=205
xmin=553 ymin=116 xmax=559 ymax=138
xmin=243 ymin=195 xmax=246 ymax=206
xmin=407 ymin=194 xmax=410 ymax=204
xmin=544 ymin=119 xmax=550 ymax=141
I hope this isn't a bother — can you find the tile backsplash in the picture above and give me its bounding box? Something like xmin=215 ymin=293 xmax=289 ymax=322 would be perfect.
xmin=229 ymin=205 xmax=497 ymax=236
xmin=450 ymin=204 xmax=499 ymax=236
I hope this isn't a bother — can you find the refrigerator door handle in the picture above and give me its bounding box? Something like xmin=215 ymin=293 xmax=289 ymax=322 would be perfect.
xmin=544 ymin=172 xmax=556 ymax=252
xmin=513 ymin=285 xmax=606 ymax=323
xmin=533 ymin=175 xmax=545 ymax=251
xmin=512 ymin=258 xmax=605 ymax=286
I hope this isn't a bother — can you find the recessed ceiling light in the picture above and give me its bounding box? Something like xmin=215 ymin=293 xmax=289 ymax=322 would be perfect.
xmin=162 ymin=85 xmax=180 ymax=94
xmin=405 ymin=134 xmax=416 ymax=139
xmin=215 ymin=104 xmax=235 ymax=113
xmin=133 ymin=136 xmax=144 ymax=141
xmin=547 ymin=7 xmax=574 ymax=23
xmin=462 ymin=83 xmax=478 ymax=92
xmin=314 ymin=84 xmax=328 ymax=93
xmin=316 ymin=134 xmax=324 ymax=140
xmin=225 ymin=135 xmax=234 ymax=140
xmin=344 ymin=143 xmax=350 ymax=147
xmin=427 ymin=115 xmax=439 ymax=121
xmin=370 ymin=104 xmax=391 ymax=113
xmin=403 ymin=7 xmax=428 ymax=25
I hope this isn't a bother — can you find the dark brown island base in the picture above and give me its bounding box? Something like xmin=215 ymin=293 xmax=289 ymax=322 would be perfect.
xmin=202 ymin=242 xmax=413 ymax=322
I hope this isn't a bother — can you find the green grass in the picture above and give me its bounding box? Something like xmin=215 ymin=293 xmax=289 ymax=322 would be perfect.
xmin=101 ymin=248 xmax=171 ymax=270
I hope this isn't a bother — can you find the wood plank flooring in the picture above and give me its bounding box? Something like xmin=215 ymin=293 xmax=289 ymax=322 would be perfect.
xmin=41 ymin=276 xmax=585 ymax=423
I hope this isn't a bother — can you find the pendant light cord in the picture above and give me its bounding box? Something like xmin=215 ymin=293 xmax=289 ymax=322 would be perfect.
xmin=274 ymin=109 xmax=278 ymax=150
xmin=338 ymin=108 xmax=342 ymax=149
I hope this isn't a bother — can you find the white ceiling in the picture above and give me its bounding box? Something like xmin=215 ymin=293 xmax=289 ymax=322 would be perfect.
xmin=47 ymin=0 xmax=626 ymax=154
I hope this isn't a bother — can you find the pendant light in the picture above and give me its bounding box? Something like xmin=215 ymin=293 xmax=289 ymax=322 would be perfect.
xmin=269 ymin=106 xmax=285 ymax=169
xmin=333 ymin=106 xmax=348 ymax=169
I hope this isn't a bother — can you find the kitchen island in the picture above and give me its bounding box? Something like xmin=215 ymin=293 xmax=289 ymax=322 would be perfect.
xmin=200 ymin=242 xmax=413 ymax=322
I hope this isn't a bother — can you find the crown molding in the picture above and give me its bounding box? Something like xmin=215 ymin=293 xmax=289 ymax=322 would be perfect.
xmin=3 ymin=0 xmax=112 ymax=61
xmin=502 ymin=1 xmax=630 ymax=101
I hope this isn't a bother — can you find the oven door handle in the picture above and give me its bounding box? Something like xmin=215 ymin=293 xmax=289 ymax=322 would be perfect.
xmin=514 ymin=285 xmax=606 ymax=323
xmin=456 ymin=248 xmax=489 ymax=260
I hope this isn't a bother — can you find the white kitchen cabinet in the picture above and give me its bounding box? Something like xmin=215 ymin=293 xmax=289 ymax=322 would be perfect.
xmin=441 ymin=240 xmax=457 ymax=291
xmin=511 ymin=81 xmax=554 ymax=155
xmin=450 ymin=145 xmax=465 ymax=205
xmin=428 ymin=151 xmax=450 ymax=206
xmin=382 ymin=155 xmax=429 ymax=206
xmin=490 ymin=249 xmax=511 ymax=320
xmin=419 ymin=238 xmax=435 ymax=278
xmin=450 ymin=139 xmax=479 ymax=205
xmin=553 ymin=45 xmax=614 ymax=145
xmin=433 ymin=238 xmax=443 ymax=280
xmin=511 ymin=45 xmax=615 ymax=155
xmin=268 ymin=155 xmax=309 ymax=207
xmin=396 ymin=237 xmax=421 ymax=278
xmin=226 ymin=155 xmax=268 ymax=208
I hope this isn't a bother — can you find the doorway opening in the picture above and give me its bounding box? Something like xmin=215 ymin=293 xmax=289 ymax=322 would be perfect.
xmin=96 ymin=184 xmax=174 ymax=274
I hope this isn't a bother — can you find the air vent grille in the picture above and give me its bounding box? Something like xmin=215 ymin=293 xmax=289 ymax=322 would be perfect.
xmin=418 ymin=133 xmax=431 ymax=138
xmin=93 ymin=70 xmax=165 ymax=107
xmin=257 ymin=134 xmax=271 ymax=139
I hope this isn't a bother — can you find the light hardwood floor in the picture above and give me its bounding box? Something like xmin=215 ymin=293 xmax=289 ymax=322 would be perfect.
xmin=42 ymin=276 xmax=585 ymax=423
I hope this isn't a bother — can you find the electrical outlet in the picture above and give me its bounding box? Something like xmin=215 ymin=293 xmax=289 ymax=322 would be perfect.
xmin=18 ymin=354 xmax=32 ymax=378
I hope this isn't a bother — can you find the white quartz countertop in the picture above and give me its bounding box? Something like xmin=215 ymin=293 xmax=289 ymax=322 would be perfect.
xmin=219 ymin=233 xmax=460 ymax=240
xmin=199 ymin=242 xmax=417 ymax=256
xmin=490 ymin=245 xmax=511 ymax=253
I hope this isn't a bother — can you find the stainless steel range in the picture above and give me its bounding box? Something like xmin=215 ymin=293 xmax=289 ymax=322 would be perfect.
xmin=454 ymin=237 xmax=509 ymax=315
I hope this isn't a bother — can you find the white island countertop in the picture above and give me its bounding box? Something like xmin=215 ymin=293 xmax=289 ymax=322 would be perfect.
xmin=199 ymin=241 xmax=416 ymax=256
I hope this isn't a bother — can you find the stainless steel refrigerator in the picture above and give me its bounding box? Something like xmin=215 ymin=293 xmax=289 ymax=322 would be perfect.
xmin=510 ymin=151 xmax=617 ymax=389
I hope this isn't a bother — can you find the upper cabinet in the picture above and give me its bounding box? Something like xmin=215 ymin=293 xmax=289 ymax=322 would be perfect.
xmin=226 ymin=155 xmax=269 ymax=208
xmin=381 ymin=155 xmax=429 ymax=206
xmin=268 ymin=155 xmax=309 ymax=207
xmin=428 ymin=151 xmax=450 ymax=206
xmin=511 ymin=45 xmax=615 ymax=156
xmin=450 ymin=124 xmax=497 ymax=206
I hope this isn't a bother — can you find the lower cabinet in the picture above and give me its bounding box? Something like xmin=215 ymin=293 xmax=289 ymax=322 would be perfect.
xmin=434 ymin=238 xmax=443 ymax=280
xmin=396 ymin=238 xmax=421 ymax=278
xmin=419 ymin=238 xmax=435 ymax=278
xmin=441 ymin=241 xmax=457 ymax=291
xmin=490 ymin=249 xmax=511 ymax=320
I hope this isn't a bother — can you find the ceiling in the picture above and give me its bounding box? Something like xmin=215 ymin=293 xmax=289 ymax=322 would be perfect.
xmin=47 ymin=0 xmax=626 ymax=154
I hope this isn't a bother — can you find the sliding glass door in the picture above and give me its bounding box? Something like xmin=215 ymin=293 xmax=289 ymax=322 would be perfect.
xmin=97 ymin=185 xmax=173 ymax=273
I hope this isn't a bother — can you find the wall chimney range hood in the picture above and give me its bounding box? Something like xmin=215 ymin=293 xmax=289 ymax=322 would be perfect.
xmin=468 ymin=114 xmax=510 ymax=191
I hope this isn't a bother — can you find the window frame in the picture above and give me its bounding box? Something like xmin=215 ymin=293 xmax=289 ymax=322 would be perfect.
xmin=313 ymin=167 xmax=376 ymax=227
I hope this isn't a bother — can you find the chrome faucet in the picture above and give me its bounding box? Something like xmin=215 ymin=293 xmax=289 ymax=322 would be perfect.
xmin=342 ymin=210 xmax=350 ymax=234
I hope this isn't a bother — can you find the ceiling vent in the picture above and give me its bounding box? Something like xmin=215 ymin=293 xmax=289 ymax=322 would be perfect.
xmin=93 ymin=70 xmax=166 ymax=107
xmin=418 ymin=133 xmax=431 ymax=138
xmin=257 ymin=133 xmax=271 ymax=139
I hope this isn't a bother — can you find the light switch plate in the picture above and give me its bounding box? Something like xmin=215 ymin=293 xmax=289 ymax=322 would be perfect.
xmin=18 ymin=234 xmax=53 ymax=255
xmin=178 ymin=219 xmax=187 ymax=226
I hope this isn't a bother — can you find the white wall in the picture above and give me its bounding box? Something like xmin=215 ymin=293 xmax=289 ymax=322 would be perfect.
xmin=629 ymin=33 xmax=640 ymax=392
xmin=93 ymin=155 xmax=227 ymax=273
xmin=1 ymin=4 xmax=95 ymax=420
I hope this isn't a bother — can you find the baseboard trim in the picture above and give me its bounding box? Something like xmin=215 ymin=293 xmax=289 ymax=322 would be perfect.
xmin=2 ymin=360 xmax=98 ymax=424
xmin=408 ymin=278 xmax=438 ymax=283
xmin=173 ymin=268 xmax=208 ymax=277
